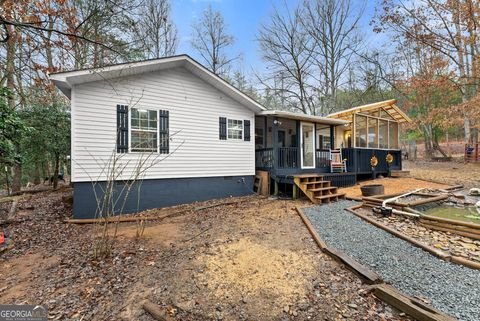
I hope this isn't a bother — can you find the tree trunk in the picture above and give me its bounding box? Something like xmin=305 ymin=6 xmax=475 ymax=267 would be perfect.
xmin=422 ymin=124 xmax=434 ymax=158
xmin=453 ymin=2 xmax=472 ymax=143
xmin=33 ymin=164 xmax=41 ymax=185
xmin=5 ymin=24 xmax=22 ymax=193
xmin=53 ymin=154 xmax=60 ymax=190
xmin=4 ymin=167 xmax=11 ymax=196
xmin=12 ymin=164 xmax=22 ymax=192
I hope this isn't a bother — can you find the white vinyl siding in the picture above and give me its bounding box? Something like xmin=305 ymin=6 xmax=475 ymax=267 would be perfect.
xmin=71 ymin=67 xmax=254 ymax=182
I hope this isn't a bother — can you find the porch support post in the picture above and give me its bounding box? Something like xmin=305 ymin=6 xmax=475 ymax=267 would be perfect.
xmin=273 ymin=117 xmax=279 ymax=170
xmin=292 ymin=184 xmax=298 ymax=199
xmin=274 ymin=180 xmax=279 ymax=196
xmin=264 ymin=116 xmax=267 ymax=147
xmin=330 ymin=125 xmax=335 ymax=149
xmin=296 ymin=120 xmax=301 ymax=169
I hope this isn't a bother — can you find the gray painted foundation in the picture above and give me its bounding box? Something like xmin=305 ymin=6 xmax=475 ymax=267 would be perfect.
xmin=73 ymin=175 xmax=254 ymax=219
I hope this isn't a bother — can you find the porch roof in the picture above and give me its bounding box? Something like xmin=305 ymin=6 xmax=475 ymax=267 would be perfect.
xmin=258 ymin=110 xmax=349 ymax=125
xmin=327 ymin=99 xmax=412 ymax=123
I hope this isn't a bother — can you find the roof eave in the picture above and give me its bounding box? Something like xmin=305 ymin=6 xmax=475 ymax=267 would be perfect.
xmin=50 ymin=78 xmax=71 ymax=99
xmin=327 ymin=99 xmax=412 ymax=124
xmin=258 ymin=110 xmax=349 ymax=125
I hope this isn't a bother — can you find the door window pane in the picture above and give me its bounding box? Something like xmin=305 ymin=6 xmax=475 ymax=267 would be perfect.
xmin=302 ymin=124 xmax=314 ymax=167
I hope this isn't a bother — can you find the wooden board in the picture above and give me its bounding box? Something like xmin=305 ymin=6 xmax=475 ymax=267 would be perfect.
xmin=420 ymin=222 xmax=480 ymax=241
xmin=371 ymin=284 xmax=457 ymax=321
xmin=255 ymin=170 xmax=270 ymax=196
xmin=390 ymin=170 xmax=410 ymax=178
xmin=324 ymin=247 xmax=382 ymax=284
xmin=296 ymin=206 xmax=382 ymax=284
xmin=295 ymin=207 xmax=327 ymax=249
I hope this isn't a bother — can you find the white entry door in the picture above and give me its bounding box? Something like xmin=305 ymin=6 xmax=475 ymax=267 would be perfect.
xmin=301 ymin=122 xmax=315 ymax=168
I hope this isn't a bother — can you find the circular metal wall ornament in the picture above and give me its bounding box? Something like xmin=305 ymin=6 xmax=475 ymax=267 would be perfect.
xmin=370 ymin=155 xmax=378 ymax=167
xmin=386 ymin=153 xmax=394 ymax=164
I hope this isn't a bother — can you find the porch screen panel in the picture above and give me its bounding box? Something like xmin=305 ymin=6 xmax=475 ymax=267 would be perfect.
xmin=355 ymin=115 xmax=367 ymax=147
xmin=389 ymin=122 xmax=399 ymax=149
xmin=379 ymin=119 xmax=388 ymax=148
xmin=316 ymin=126 xmax=330 ymax=150
xmin=368 ymin=118 xmax=378 ymax=148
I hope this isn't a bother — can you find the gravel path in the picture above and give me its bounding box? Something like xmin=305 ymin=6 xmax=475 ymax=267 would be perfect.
xmin=304 ymin=200 xmax=480 ymax=321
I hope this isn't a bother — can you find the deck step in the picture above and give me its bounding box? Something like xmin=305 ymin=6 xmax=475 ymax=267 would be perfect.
xmin=307 ymin=186 xmax=337 ymax=192
xmin=293 ymin=174 xmax=345 ymax=205
xmin=302 ymin=181 xmax=330 ymax=185
xmin=294 ymin=173 xmax=324 ymax=178
xmin=314 ymin=193 xmax=346 ymax=200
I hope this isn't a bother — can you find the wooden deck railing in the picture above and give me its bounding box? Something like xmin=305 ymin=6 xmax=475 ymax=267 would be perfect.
xmin=256 ymin=147 xmax=331 ymax=170
xmin=255 ymin=148 xmax=274 ymax=169
xmin=277 ymin=147 xmax=298 ymax=169
xmin=315 ymin=149 xmax=330 ymax=169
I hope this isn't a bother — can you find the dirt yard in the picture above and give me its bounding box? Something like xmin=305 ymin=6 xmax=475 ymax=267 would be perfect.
xmin=0 ymin=189 xmax=410 ymax=320
xmin=339 ymin=177 xmax=450 ymax=199
xmin=404 ymin=159 xmax=480 ymax=189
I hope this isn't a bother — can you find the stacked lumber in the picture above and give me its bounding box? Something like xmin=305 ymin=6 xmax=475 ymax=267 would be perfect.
xmin=390 ymin=170 xmax=410 ymax=178
xmin=420 ymin=215 xmax=480 ymax=241
xmin=361 ymin=193 xmax=449 ymax=209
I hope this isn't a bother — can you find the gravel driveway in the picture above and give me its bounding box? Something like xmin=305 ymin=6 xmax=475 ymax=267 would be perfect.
xmin=304 ymin=200 xmax=480 ymax=321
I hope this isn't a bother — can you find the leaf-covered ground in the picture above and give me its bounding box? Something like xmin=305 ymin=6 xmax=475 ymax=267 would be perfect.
xmin=404 ymin=159 xmax=480 ymax=189
xmin=0 ymin=189 xmax=410 ymax=321
xmin=339 ymin=177 xmax=449 ymax=199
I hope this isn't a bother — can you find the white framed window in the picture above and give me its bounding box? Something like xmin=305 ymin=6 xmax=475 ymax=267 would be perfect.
xmin=130 ymin=108 xmax=158 ymax=153
xmin=227 ymin=119 xmax=243 ymax=140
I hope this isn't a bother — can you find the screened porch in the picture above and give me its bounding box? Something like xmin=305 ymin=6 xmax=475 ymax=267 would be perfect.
xmin=254 ymin=112 xmax=346 ymax=175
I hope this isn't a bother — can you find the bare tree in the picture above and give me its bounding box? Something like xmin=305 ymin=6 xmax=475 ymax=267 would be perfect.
xmin=0 ymin=0 xmax=143 ymax=192
xmin=257 ymin=5 xmax=316 ymax=114
xmin=136 ymin=0 xmax=178 ymax=59
xmin=257 ymin=0 xmax=363 ymax=115
xmin=374 ymin=0 xmax=480 ymax=142
xmin=303 ymin=0 xmax=364 ymax=115
xmin=190 ymin=5 xmax=238 ymax=76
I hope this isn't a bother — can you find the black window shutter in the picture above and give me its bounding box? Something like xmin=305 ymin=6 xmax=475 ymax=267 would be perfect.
xmin=159 ymin=110 xmax=169 ymax=154
xmin=116 ymin=105 xmax=128 ymax=153
xmin=219 ymin=117 xmax=227 ymax=140
xmin=244 ymin=120 xmax=251 ymax=141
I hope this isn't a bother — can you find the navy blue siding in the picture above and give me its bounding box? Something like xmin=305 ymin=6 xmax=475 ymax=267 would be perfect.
xmin=73 ymin=175 xmax=254 ymax=219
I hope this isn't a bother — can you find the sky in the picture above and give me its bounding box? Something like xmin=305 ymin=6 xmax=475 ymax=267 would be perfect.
xmin=170 ymin=0 xmax=383 ymax=79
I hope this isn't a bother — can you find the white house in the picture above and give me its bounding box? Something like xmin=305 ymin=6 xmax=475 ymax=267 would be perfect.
xmin=50 ymin=55 xmax=265 ymax=219
xmin=50 ymin=54 xmax=411 ymax=218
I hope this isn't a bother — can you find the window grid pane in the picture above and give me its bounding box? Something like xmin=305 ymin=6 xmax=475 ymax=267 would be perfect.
xmin=131 ymin=108 xmax=158 ymax=131
xmin=130 ymin=108 xmax=158 ymax=152
xmin=227 ymin=119 xmax=243 ymax=139
xmin=131 ymin=131 xmax=157 ymax=152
